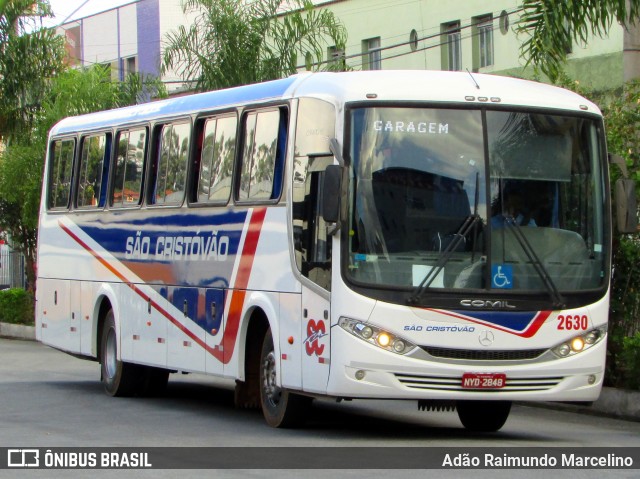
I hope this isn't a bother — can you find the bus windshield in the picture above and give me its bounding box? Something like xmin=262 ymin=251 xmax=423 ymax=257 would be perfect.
xmin=346 ymin=106 xmax=607 ymax=301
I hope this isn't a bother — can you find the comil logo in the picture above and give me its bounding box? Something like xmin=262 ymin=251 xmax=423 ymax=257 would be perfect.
xmin=8 ymin=449 xmax=40 ymax=468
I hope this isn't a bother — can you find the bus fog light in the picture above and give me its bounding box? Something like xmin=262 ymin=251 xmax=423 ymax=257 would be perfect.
xmin=393 ymin=339 xmax=406 ymax=353
xmin=377 ymin=333 xmax=391 ymax=347
xmin=555 ymin=344 xmax=571 ymax=357
xmin=584 ymin=331 xmax=599 ymax=344
xmin=571 ymin=337 xmax=585 ymax=352
xmin=359 ymin=326 xmax=373 ymax=339
xmin=551 ymin=325 xmax=607 ymax=358
xmin=355 ymin=370 xmax=366 ymax=380
xmin=338 ymin=317 xmax=417 ymax=355
xmin=588 ymin=375 xmax=596 ymax=385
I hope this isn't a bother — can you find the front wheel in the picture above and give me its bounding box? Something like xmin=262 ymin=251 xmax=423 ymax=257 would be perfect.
xmin=100 ymin=309 xmax=141 ymax=397
xmin=456 ymin=400 xmax=511 ymax=432
xmin=259 ymin=329 xmax=311 ymax=428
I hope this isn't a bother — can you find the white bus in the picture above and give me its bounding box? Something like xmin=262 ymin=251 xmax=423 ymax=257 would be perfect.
xmin=36 ymin=71 xmax=634 ymax=432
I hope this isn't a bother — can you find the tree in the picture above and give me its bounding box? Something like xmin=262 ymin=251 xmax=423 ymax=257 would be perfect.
xmin=0 ymin=0 xmax=65 ymax=142
xmin=0 ymin=65 xmax=167 ymax=292
xmin=162 ymin=0 xmax=347 ymax=92
xmin=517 ymin=0 xmax=640 ymax=82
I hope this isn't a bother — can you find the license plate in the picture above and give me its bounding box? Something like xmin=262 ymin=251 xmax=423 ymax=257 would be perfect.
xmin=461 ymin=373 xmax=506 ymax=389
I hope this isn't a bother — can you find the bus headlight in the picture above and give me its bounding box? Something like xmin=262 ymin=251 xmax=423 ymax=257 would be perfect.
xmin=551 ymin=325 xmax=606 ymax=358
xmin=339 ymin=317 xmax=417 ymax=355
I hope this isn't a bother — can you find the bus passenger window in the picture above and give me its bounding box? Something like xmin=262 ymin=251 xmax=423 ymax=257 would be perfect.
xmin=48 ymin=138 xmax=76 ymax=210
xmin=197 ymin=115 xmax=236 ymax=203
xmin=112 ymin=128 xmax=147 ymax=207
xmin=154 ymin=122 xmax=191 ymax=205
xmin=238 ymin=108 xmax=286 ymax=202
xmin=77 ymin=134 xmax=108 ymax=208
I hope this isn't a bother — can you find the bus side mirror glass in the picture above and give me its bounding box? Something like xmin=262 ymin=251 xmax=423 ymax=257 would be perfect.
xmin=322 ymin=165 xmax=342 ymax=224
xmin=615 ymin=178 xmax=638 ymax=233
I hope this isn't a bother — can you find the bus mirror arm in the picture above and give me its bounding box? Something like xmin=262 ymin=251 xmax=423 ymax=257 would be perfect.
xmin=329 ymin=138 xmax=344 ymax=167
xmin=322 ymin=164 xmax=342 ymax=235
xmin=610 ymin=154 xmax=638 ymax=233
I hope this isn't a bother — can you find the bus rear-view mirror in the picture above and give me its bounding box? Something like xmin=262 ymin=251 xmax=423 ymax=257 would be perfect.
xmin=615 ymin=178 xmax=638 ymax=233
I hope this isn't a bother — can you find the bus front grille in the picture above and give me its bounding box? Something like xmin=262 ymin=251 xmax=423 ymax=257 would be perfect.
xmin=420 ymin=346 xmax=547 ymax=361
xmin=394 ymin=373 xmax=563 ymax=392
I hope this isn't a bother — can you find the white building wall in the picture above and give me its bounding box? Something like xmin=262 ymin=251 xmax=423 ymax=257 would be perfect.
xmin=82 ymin=9 xmax=119 ymax=66
xmin=119 ymin=3 xmax=138 ymax=60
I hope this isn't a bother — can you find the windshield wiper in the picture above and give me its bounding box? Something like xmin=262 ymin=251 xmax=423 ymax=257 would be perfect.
xmin=503 ymin=217 xmax=566 ymax=309
xmin=407 ymin=214 xmax=481 ymax=306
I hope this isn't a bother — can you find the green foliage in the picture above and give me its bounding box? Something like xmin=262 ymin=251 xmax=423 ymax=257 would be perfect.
xmin=162 ymin=0 xmax=347 ymax=91
xmin=0 ymin=65 xmax=167 ymax=292
xmin=0 ymin=288 xmax=34 ymax=325
xmin=517 ymin=0 xmax=640 ymax=82
xmin=0 ymin=0 xmax=65 ymax=141
xmin=620 ymin=333 xmax=640 ymax=390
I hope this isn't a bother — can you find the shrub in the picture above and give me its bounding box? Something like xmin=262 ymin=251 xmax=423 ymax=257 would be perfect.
xmin=0 ymin=288 xmax=34 ymax=325
xmin=620 ymin=333 xmax=640 ymax=391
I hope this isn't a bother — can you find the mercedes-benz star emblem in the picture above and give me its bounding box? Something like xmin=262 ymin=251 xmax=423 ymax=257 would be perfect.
xmin=478 ymin=330 xmax=494 ymax=347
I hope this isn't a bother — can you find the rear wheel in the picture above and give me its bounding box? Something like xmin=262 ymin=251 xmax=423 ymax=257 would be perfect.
xmin=100 ymin=309 xmax=141 ymax=397
xmin=456 ymin=400 xmax=512 ymax=432
xmin=259 ymin=328 xmax=311 ymax=428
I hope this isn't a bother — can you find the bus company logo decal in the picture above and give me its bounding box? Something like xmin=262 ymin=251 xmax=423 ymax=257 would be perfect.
xmin=304 ymin=319 xmax=327 ymax=356
xmin=125 ymin=231 xmax=230 ymax=262
xmin=478 ymin=330 xmax=495 ymax=347
xmin=460 ymin=299 xmax=516 ymax=309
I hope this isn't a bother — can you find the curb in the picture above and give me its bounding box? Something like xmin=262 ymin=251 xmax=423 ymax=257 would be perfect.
xmin=0 ymin=322 xmax=35 ymax=341
xmin=521 ymin=387 xmax=640 ymax=423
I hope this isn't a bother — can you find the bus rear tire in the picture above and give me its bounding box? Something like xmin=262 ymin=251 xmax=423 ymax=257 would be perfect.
xmin=259 ymin=328 xmax=311 ymax=428
xmin=456 ymin=400 xmax=511 ymax=432
xmin=100 ymin=309 xmax=141 ymax=397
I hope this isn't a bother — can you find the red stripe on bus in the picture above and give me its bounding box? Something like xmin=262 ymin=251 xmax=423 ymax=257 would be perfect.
xmin=425 ymin=308 xmax=552 ymax=338
xmin=58 ymin=208 xmax=266 ymax=364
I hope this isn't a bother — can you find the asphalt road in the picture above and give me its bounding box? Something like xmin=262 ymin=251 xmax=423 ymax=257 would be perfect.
xmin=1 ymin=338 xmax=639 ymax=478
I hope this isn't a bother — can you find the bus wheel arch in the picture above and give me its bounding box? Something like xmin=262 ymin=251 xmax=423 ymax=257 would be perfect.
xmin=234 ymin=307 xmax=269 ymax=409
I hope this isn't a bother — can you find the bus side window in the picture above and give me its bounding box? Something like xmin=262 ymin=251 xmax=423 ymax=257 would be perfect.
xmin=195 ymin=115 xmax=237 ymax=204
xmin=112 ymin=128 xmax=147 ymax=207
xmin=77 ymin=133 xmax=109 ymax=208
xmin=48 ymin=138 xmax=76 ymax=210
xmin=237 ymin=108 xmax=286 ymax=202
xmin=153 ymin=122 xmax=191 ymax=205
xmin=292 ymin=98 xmax=337 ymax=291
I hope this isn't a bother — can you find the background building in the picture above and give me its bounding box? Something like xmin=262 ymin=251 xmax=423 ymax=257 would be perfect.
xmin=55 ymin=0 xmax=638 ymax=94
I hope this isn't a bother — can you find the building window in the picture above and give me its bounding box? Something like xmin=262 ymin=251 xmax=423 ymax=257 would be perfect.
xmin=474 ymin=15 xmax=494 ymax=70
xmin=441 ymin=21 xmax=461 ymax=71
xmin=327 ymin=45 xmax=346 ymax=72
xmin=362 ymin=37 xmax=382 ymax=70
xmin=122 ymin=56 xmax=137 ymax=77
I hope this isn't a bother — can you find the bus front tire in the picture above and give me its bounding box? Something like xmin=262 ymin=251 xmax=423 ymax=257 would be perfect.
xmin=456 ymin=400 xmax=512 ymax=432
xmin=100 ymin=309 xmax=141 ymax=397
xmin=259 ymin=329 xmax=311 ymax=428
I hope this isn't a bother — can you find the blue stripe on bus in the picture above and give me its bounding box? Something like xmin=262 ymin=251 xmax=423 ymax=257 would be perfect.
xmin=452 ymin=310 xmax=539 ymax=332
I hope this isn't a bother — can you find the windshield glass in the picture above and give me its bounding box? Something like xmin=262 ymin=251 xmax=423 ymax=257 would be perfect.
xmin=346 ymin=106 xmax=607 ymax=301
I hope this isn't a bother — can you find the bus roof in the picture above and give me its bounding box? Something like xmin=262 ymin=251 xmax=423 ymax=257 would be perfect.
xmin=49 ymin=70 xmax=600 ymax=137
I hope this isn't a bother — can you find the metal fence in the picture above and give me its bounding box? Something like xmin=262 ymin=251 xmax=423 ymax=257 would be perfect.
xmin=0 ymin=250 xmax=25 ymax=290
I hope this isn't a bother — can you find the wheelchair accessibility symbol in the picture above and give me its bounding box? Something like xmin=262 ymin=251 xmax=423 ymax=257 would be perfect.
xmin=491 ymin=264 xmax=513 ymax=289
